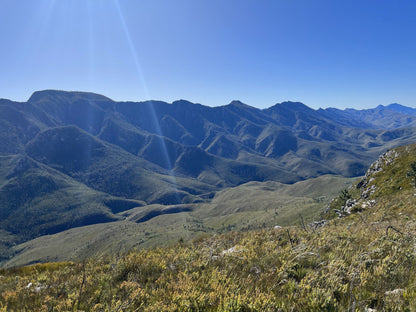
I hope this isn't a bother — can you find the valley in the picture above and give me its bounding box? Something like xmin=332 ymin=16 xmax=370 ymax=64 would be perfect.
xmin=2 ymin=1 xmax=416 ymax=310
xmin=1 ymin=90 xmax=416 ymax=267
xmin=2 ymin=142 xmax=416 ymax=310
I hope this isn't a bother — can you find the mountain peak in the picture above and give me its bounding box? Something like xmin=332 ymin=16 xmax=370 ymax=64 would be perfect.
xmin=225 ymin=100 xmax=255 ymax=109
xmin=171 ymin=99 xmax=195 ymax=106
xmin=267 ymin=101 xmax=315 ymax=113
xmin=386 ymin=103 xmax=403 ymax=108
xmin=28 ymin=90 xmax=113 ymax=103
xmin=228 ymin=100 xmax=244 ymax=106
xmin=383 ymin=103 xmax=416 ymax=116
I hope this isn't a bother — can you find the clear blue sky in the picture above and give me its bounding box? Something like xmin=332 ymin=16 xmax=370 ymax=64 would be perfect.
xmin=1 ymin=0 xmax=416 ymax=109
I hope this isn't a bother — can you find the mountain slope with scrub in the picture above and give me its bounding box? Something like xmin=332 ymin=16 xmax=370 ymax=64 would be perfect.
xmin=2 ymin=143 xmax=416 ymax=310
xmin=2 ymin=90 xmax=416 ymax=266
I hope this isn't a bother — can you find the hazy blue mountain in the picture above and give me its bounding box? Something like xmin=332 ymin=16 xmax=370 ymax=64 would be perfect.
xmin=384 ymin=103 xmax=416 ymax=116
xmin=2 ymin=89 xmax=416 ymax=262
xmin=4 ymin=90 xmax=416 ymax=183
xmin=319 ymin=104 xmax=416 ymax=129
xmin=3 ymin=90 xmax=416 ymax=181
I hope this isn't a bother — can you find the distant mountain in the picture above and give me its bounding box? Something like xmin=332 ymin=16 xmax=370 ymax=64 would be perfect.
xmin=384 ymin=103 xmax=416 ymax=116
xmin=319 ymin=104 xmax=416 ymax=129
xmin=2 ymin=89 xmax=416 ymax=264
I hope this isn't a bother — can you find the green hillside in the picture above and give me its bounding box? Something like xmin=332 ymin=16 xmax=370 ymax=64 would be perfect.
xmin=1 ymin=175 xmax=353 ymax=268
xmin=0 ymin=154 xmax=151 ymax=262
xmin=3 ymin=143 xmax=416 ymax=310
xmin=4 ymin=90 xmax=416 ymax=263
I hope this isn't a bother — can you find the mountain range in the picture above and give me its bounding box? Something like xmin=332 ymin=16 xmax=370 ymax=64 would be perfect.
xmin=1 ymin=90 xmax=416 ymax=265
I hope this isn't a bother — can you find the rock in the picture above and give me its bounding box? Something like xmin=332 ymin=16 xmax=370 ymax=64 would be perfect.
xmin=384 ymin=288 xmax=405 ymax=306
xmin=222 ymin=246 xmax=237 ymax=255
xmin=385 ymin=289 xmax=404 ymax=296
xmin=250 ymin=266 xmax=261 ymax=275
xmin=222 ymin=246 xmax=247 ymax=256
xmin=357 ymin=149 xmax=399 ymax=198
xmin=34 ymin=286 xmax=44 ymax=293
xmin=343 ymin=199 xmax=357 ymax=214
xmin=362 ymin=185 xmax=376 ymax=199
xmin=361 ymin=199 xmax=376 ymax=210
xmin=309 ymin=219 xmax=327 ymax=228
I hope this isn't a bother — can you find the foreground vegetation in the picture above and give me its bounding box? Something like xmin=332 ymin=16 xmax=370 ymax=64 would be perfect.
xmin=1 ymin=217 xmax=416 ymax=311
xmin=3 ymin=144 xmax=416 ymax=311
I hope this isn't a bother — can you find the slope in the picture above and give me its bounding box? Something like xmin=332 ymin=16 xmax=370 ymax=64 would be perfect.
xmin=0 ymin=154 xmax=145 ymax=261
xmin=22 ymin=90 xmax=416 ymax=180
xmin=25 ymin=125 xmax=215 ymax=204
xmin=1 ymin=175 xmax=354 ymax=268
xmin=319 ymin=104 xmax=416 ymax=129
xmin=4 ymin=144 xmax=416 ymax=310
xmin=3 ymin=90 xmax=416 ymax=268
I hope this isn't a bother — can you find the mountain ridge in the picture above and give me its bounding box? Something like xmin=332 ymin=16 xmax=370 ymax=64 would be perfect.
xmin=2 ymin=89 xmax=416 ymax=265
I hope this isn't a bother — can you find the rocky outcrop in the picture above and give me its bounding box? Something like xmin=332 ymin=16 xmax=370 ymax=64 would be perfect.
xmin=357 ymin=149 xmax=399 ymax=198
xmin=332 ymin=149 xmax=399 ymax=218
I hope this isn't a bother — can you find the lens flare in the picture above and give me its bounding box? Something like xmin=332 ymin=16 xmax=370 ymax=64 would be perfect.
xmin=113 ymin=0 xmax=181 ymax=204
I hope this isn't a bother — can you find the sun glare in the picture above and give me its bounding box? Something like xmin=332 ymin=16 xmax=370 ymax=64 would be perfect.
xmin=113 ymin=0 xmax=181 ymax=204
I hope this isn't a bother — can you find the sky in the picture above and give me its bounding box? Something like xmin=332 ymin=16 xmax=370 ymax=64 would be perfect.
xmin=1 ymin=0 xmax=416 ymax=109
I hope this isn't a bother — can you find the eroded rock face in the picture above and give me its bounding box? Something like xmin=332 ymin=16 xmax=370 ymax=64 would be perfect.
xmin=357 ymin=149 xmax=399 ymax=199
xmin=361 ymin=185 xmax=376 ymax=199
xmin=331 ymin=149 xmax=399 ymax=218
xmin=360 ymin=150 xmax=398 ymax=203
xmin=308 ymin=219 xmax=327 ymax=229
xmin=342 ymin=199 xmax=357 ymax=214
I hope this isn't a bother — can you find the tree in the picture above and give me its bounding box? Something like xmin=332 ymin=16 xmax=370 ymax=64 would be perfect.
xmin=340 ymin=189 xmax=351 ymax=202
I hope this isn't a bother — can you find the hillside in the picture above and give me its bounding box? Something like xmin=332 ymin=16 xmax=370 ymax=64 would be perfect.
xmin=2 ymin=90 xmax=416 ymax=265
xmin=4 ymin=90 xmax=416 ymax=182
xmin=2 ymin=143 xmax=416 ymax=310
xmin=1 ymin=175 xmax=354 ymax=268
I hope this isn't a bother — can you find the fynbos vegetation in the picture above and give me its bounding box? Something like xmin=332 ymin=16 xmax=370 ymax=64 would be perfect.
xmin=2 ymin=143 xmax=416 ymax=311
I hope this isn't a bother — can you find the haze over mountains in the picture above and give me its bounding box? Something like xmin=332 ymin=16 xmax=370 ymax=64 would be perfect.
xmin=2 ymin=90 xmax=416 ymax=265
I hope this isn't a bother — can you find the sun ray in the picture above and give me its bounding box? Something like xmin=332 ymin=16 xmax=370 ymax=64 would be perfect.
xmin=87 ymin=0 xmax=96 ymax=89
xmin=113 ymin=0 xmax=181 ymax=204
